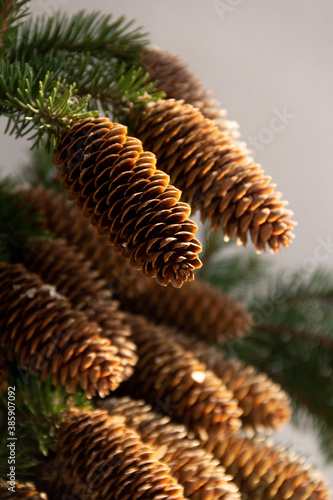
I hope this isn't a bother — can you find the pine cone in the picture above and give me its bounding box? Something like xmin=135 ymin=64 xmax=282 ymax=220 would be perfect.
xmin=27 ymin=238 xmax=137 ymax=381
xmin=53 ymin=117 xmax=202 ymax=287
xmin=171 ymin=333 xmax=292 ymax=432
xmin=124 ymin=314 xmax=242 ymax=441
xmin=142 ymin=49 xmax=240 ymax=138
xmin=0 ymin=350 xmax=9 ymax=395
xmin=207 ymin=434 xmax=330 ymax=500
xmin=100 ymin=396 xmax=240 ymax=500
xmin=142 ymin=49 xmax=225 ymax=123
xmin=23 ymin=186 xmax=147 ymax=300
xmin=0 ymin=262 xmax=123 ymax=397
xmin=120 ymin=277 xmax=251 ymax=342
xmin=51 ymin=408 xmax=185 ymax=500
xmin=0 ymin=479 xmax=48 ymax=499
xmin=23 ymin=188 xmax=251 ymax=342
xmin=132 ymin=99 xmax=296 ymax=253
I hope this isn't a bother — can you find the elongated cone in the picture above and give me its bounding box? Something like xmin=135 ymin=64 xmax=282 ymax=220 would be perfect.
xmin=141 ymin=48 xmax=239 ymax=135
xmin=207 ymin=434 xmax=330 ymax=500
xmin=23 ymin=187 xmax=250 ymax=341
xmin=53 ymin=117 xmax=202 ymax=287
xmin=51 ymin=408 xmax=185 ymax=500
xmin=132 ymin=99 xmax=296 ymax=253
xmin=100 ymin=396 xmax=240 ymax=500
xmin=124 ymin=314 xmax=242 ymax=441
xmin=171 ymin=333 xmax=292 ymax=432
xmin=27 ymin=238 xmax=137 ymax=381
xmin=0 ymin=478 xmax=48 ymax=499
xmin=120 ymin=278 xmax=251 ymax=342
xmin=0 ymin=350 xmax=9 ymax=395
xmin=0 ymin=262 xmax=123 ymax=397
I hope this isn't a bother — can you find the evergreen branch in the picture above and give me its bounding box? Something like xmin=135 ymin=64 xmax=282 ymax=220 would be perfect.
xmin=11 ymin=10 xmax=149 ymax=63
xmin=0 ymin=60 xmax=98 ymax=149
xmin=0 ymin=369 xmax=90 ymax=480
xmin=228 ymin=329 xmax=333 ymax=461
xmin=0 ymin=0 xmax=29 ymax=56
xmin=252 ymin=266 xmax=333 ymax=305
xmin=62 ymin=53 xmax=165 ymax=121
xmin=260 ymin=323 xmax=333 ymax=349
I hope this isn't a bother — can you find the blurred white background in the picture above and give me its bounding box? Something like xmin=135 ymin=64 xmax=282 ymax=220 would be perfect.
xmin=1 ymin=0 xmax=332 ymax=489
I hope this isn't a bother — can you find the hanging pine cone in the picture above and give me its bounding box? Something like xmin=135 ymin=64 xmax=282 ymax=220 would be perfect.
xmin=100 ymin=396 xmax=240 ymax=500
xmin=171 ymin=333 xmax=292 ymax=432
xmin=120 ymin=277 xmax=251 ymax=342
xmin=142 ymin=49 xmax=225 ymax=123
xmin=23 ymin=187 xmax=251 ymax=341
xmin=124 ymin=314 xmax=242 ymax=441
xmin=141 ymin=48 xmax=240 ymax=137
xmin=26 ymin=238 xmax=137 ymax=381
xmin=53 ymin=117 xmax=202 ymax=287
xmin=207 ymin=434 xmax=330 ymax=500
xmin=0 ymin=350 xmax=9 ymax=395
xmin=132 ymin=99 xmax=296 ymax=253
xmin=50 ymin=408 xmax=185 ymax=500
xmin=0 ymin=479 xmax=48 ymax=499
xmin=0 ymin=262 xmax=123 ymax=397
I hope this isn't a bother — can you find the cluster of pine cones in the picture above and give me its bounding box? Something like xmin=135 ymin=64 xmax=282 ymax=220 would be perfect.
xmin=0 ymin=48 xmax=328 ymax=499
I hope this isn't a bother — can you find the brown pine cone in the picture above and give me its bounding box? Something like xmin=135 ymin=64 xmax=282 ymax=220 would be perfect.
xmin=120 ymin=277 xmax=251 ymax=343
xmin=23 ymin=186 xmax=146 ymax=299
xmin=124 ymin=314 xmax=242 ymax=441
xmin=23 ymin=188 xmax=251 ymax=342
xmin=0 ymin=479 xmax=48 ymax=499
xmin=141 ymin=49 xmax=231 ymax=126
xmin=0 ymin=262 xmax=123 ymax=397
xmin=207 ymin=434 xmax=330 ymax=500
xmin=171 ymin=333 xmax=292 ymax=432
xmin=22 ymin=186 xmax=248 ymax=353
xmin=53 ymin=117 xmax=202 ymax=287
xmin=100 ymin=396 xmax=240 ymax=500
xmin=0 ymin=350 xmax=9 ymax=395
xmin=50 ymin=408 xmax=185 ymax=500
xmin=26 ymin=238 xmax=137 ymax=381
xmin=132 ymin=99 xmax=296 ymax=253
xmin=141 ymin=48 xmax=241 ymax=139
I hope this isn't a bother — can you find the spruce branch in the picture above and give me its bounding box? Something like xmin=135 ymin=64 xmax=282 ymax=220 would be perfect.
xmin=0 ymin=60 xmax=97 ymax=150
xmin=12 ymin=10 xmax=149 ymax=63
xmin=0 ymin=371 xmax=90 ymax=481
xmin=229 ymin=328 xmax=333 ymax=461
xmin=0 ymin=0 xmax=29 ymax=56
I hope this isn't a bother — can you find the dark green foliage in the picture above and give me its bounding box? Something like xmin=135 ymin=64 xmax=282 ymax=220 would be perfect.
xmin=223 ymin=266 xmax=333 ymax=461
xmin=0 ymin=178 xmax=49 ymax=262
xmin=0 ymin=1 xmax=30 ymax=58
xmin=0 ymin=7 xmax=163 ymax=151
xmin=0 ymin=369 xmax=90 ymax=481
xmin=0 ymin=59 xmax=97 ymax=150
xmin=10 ymin=10 xmax=149 ymax=62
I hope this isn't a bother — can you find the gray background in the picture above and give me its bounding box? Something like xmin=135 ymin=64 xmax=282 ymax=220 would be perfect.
xmin=1 ymin=0 xmax=332 ymax=489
